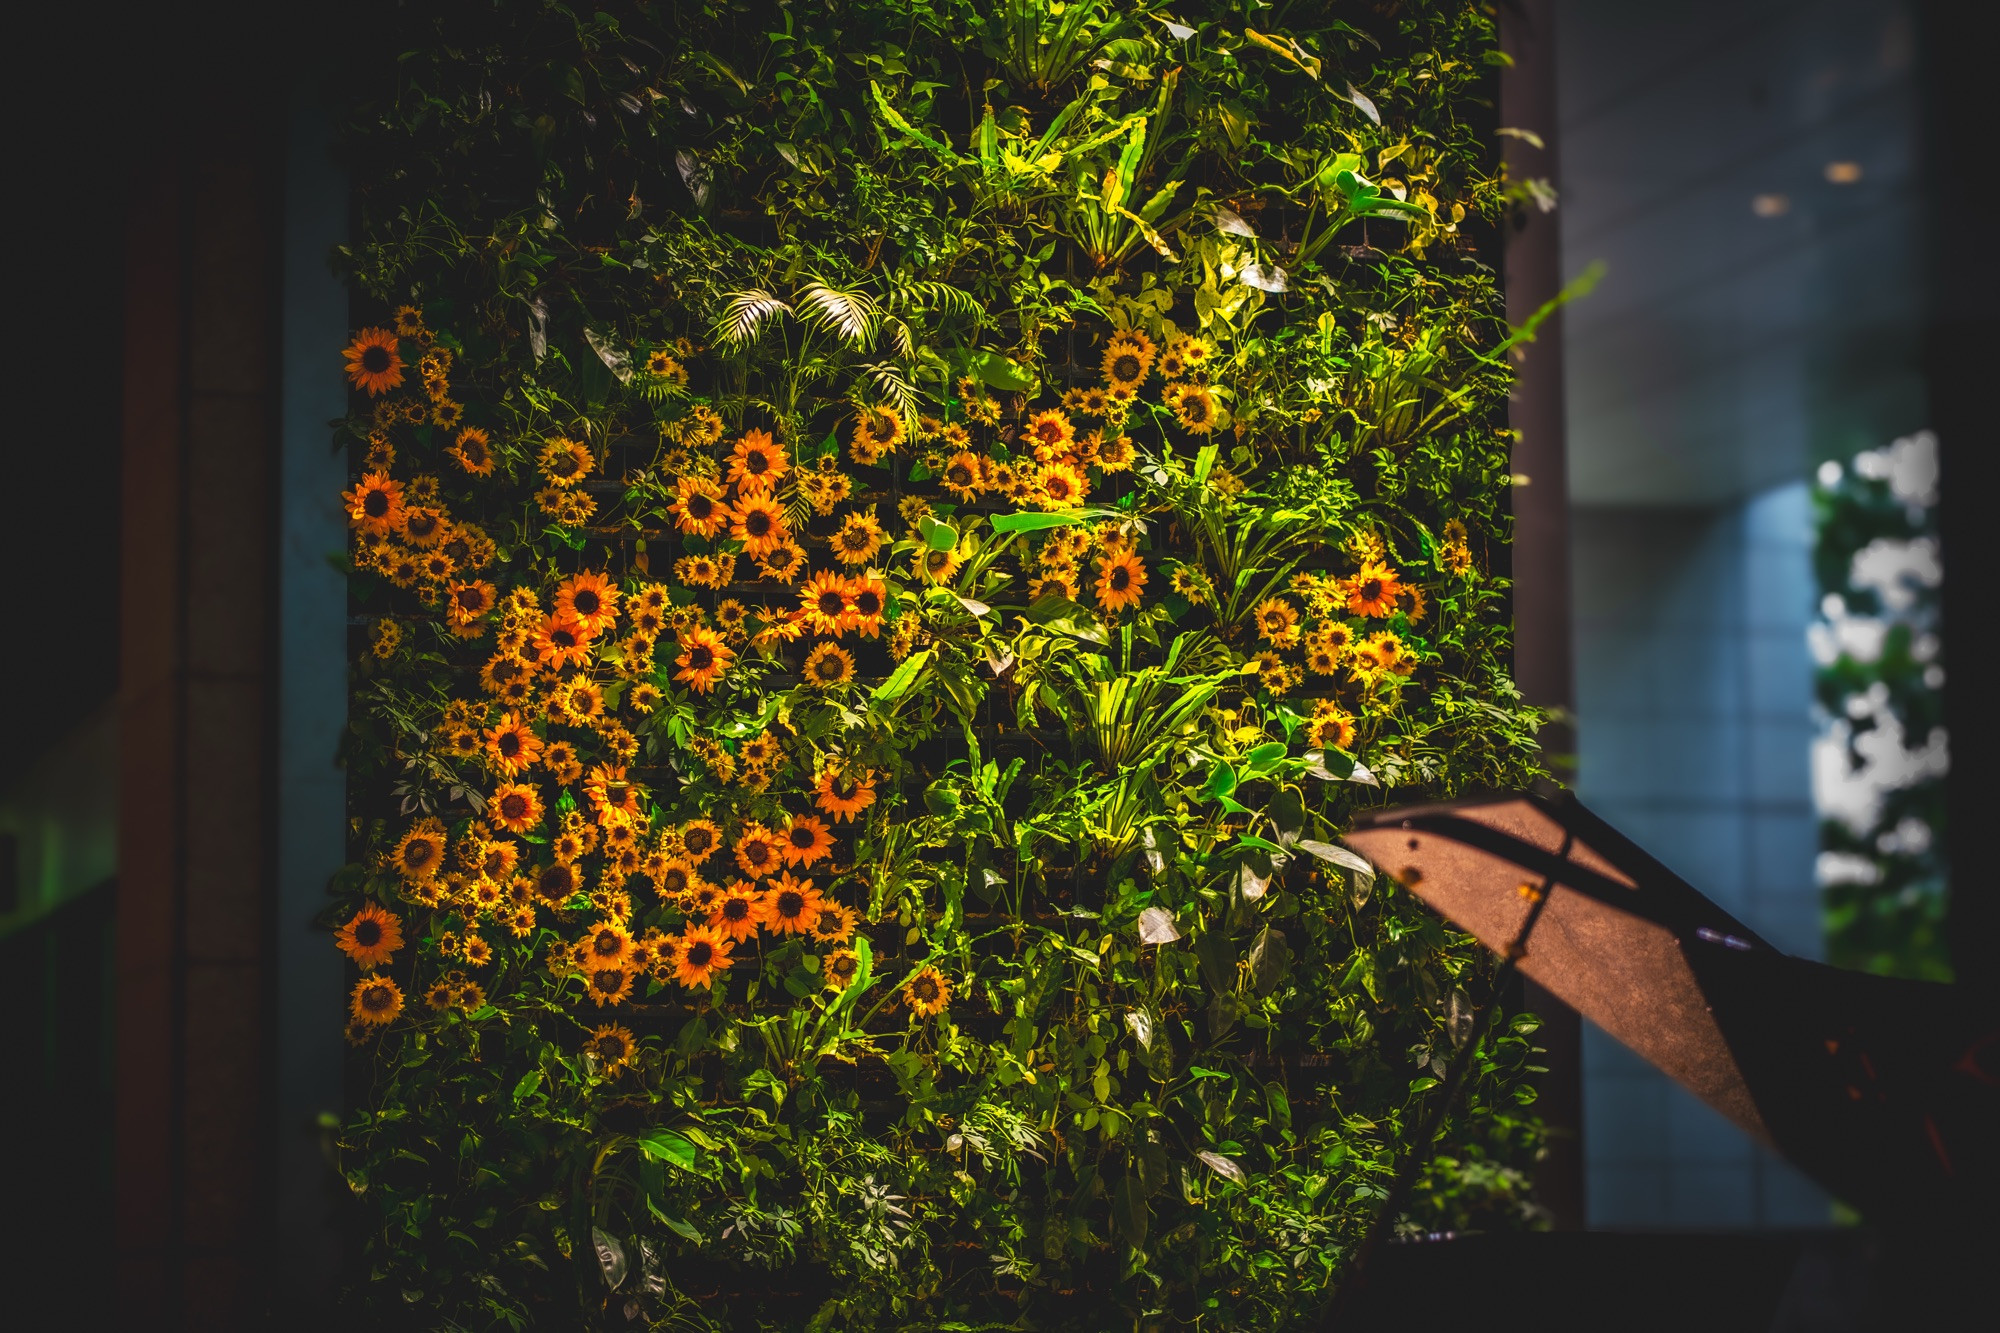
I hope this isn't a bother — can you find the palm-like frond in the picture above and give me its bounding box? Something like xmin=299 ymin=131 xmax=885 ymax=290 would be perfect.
xmin=798 ymin=281 xmax=881 ymax=347
xmin=712 ymin=289 xmax=791 ymax=349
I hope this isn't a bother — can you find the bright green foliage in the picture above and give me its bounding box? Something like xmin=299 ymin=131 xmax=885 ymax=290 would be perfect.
xmin=333 ymin=2 xmax=1550 ymax=1328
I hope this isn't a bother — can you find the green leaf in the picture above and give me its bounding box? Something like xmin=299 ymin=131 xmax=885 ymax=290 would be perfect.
xmin=637 ymin=1130 xmax=698 ymax=1172
xmin=964 ymin=349 xmax=1035 ymax=391
xmin=990 ymin=510 xmax=1087 ymax=534
xmin=872 ymin=649 xmax=933 ymax=703
xmin=919 ymin=514 xmax=960 ymax=551
xmin=870 ymin=81 xmax=953 ymax=156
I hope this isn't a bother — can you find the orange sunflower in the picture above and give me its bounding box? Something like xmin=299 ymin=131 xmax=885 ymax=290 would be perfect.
xmin=710 ymin=880 xmax=763 ymax=942
xmin=733 ymin=823 xmax=783 ymax=880
xmin=1100 ymin=329 xmax=1156 ymax=389
xmin=448 ymin=427 xmax=494 ymax=475
xmin=729 ymin=494 xmax=790 ymax=558
xmin=782 ymin=814 xmax=835 ymax=868
xmin=678 ymin=819 xmax=723 ymax=863
xmin=670 ymin=476 xmax=730 ymax=538
xmin=588 ymin=1024 xmax=638 ymax=1074
xmin=490 ymin=782 xmax=544 ymax=834
xmin=940 ymin=451 xmax=984 ymax=502
xmin=343 ymin=328 xmax=405 ymax=395
xmin=672 ymin=925 xmax=735 ymax=989
xmin=847 ymin=575 xmax=888 ymax=638
xmin=758 ymin=872 xmax=822 ymax=936
xmin=392 ymin=823 xmax=446 ymax=883
xmin=757 ymin=541 xmax=808 ymax=583
xmin=1345 ymin=562 xmax=1404 ymax=618
xmin=343 ymin=472 xmax=405 ymax=535
xmin=581 ymin=920 xmax=635 ymax=969
xmin=799 ymin=570 xmax=854 ymax=636
xmin=904 ymin=966 xmax=951 ymax=1018
xmin=830 ymin=511 xmax=886 ymax=566
xmin=484 ymin=712 xmax=543 ymax=778
xmin=673 ymin=627 xmax=735 ymax=693
xmin=726 ymin=428 xmax=788 ymax=493
xmin=823 ymin=948 xmax=862 ymax=990
xmin=532 ymin=615 xmax=596 ymax=671
xmin=349 ymin=977 xmax=405 ymax=1026
xmin=1093 ymin=551 xmax=1147 ymax=614
xmin=583 ymin=961 xmax=635 ymax=1007
xmin=335 ymin=902 xmax=403 ymax=970
xmin=555 ymin=571 xmax=621 ymax=636
xmin=814 ymin=766 xmax=877 ymax=822
xmin=1024 ymin=408 xmax=1076 ymax=461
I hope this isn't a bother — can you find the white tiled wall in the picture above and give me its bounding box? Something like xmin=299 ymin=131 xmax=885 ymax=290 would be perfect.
xmin=1570 ymin=485 xmax=1830 ymax=1227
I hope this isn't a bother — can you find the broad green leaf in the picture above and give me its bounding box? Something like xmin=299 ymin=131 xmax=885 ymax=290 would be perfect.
xmin=990 ymin=510 xmax=1087 ymax=534
xmin=872 ymin=649 xmax=932 ymax=702
xmin=638 ymin=1130 xmax=697 ymax=1171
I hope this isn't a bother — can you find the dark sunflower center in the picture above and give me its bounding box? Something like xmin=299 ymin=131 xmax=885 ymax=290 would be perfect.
xmin=853 ymin=591 xmax=881 ymax=616
xmin=745 ymin=511 xmax=772 ymax=536
xmin=664 ymin=869 xmax=689 ymax=893
xmin=456 ymin=587 xmax=481 ymax=610
xmin=498 ymin=732 xmax=521 ymax=757
xmin=948 ymin=464 xmax=972 ymax=485
xmin=687 ymin=830 xmax=715 ymax=855
xmin=818 ymin=592 xmax=846 ymax=616
xmin=688 ymin=494 xmax=714 ymax=518
xmin=686 ymin=941 xmax=714 ymax=966
xmin=815 ymin=657 xmax=843 ymax=680
xmin=362 ymin=345 xmax=391 ymax=373
xmin=1184 ymin=398 xmax=1208 ymax=421
xmin=789 ymin=828 xmax=816 ymax=849
xmin=363 ymin=985 xmax=395 ymax=1012
xmin=689 ymin=646 xmax=714 ymax=670
xmin=573 ymin=589 xmax=600 ymax=615
xmin=1111 ymin=353 xmax=1141 ymax=381
xmin=721 ymin=897 xmax=750 ymax=921
xmin=834 ymin=777 xmax=857 ymax=797
xmin=404 ymin=840 xmax=435 ymax=869
xmin=552 ymin=627 xmax=578 ymax=649
xmin=744 ymin=842 xmax=772 ymax=866
xmin=776 ymin=891 xmax=806 ymax=918
xmin=354 ymin=919 xmax=382 ymax=946
xmin=912 ymin=977 xmax=939 ymax=1002
xmin=746 ymin=451 xmax=769 ymax=474
xmin=1110 ymin=568 xmax=1132 ymax=591
xmin=926 ymin=552 xmax=950 ymax=572
xmin=540 ymin=866 xmax=572 ymax=896
xmin=1360 ymin=580 xmax=1382 ymax=601
xmin=592 ymin=932 xmax=622 ymax=957
xmin=832 ymin=957 xmax=856 ymax=978
xmin=597 ymin=1036 xmax=626 ymax=1061
xmin=364 ymin=490 xmax=390 ymax=517
xmin=592 ymin=968 xmax=623 ymax=993
xmin=406 ymin=513 xmax=438 ymax=538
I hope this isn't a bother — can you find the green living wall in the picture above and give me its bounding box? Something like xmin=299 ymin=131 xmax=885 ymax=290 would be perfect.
xmin=328 ymin=2 xmax=1549 ymax=1327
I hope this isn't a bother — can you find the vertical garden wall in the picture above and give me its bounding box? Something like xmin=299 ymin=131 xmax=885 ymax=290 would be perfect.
xmin=329 ymin=2 xmax=1548 ymax=1327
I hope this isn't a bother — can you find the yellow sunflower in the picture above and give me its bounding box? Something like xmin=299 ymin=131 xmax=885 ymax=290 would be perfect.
xmin=1253 ymin=597 xmax=1301 ymax=647
xmin=726 ymin=428 xmax=788 ymax=493
xmin=758 ymin=872 xmax=822 ymax=936
xmin=343 ymin=471 xmax=405 ymax=535
xmin=799 ymin=570 xmax=854 ymax=636
xmin=904 ymin=966 xmax=951 ymax=1018
xmin=1172 ymin=383 xmax=1218 ymax=434
xmin=490 ymin=783 xmax=544 ymax=835
xmin=803 ymin=641 xmax=856 ymax=689
xmin=670 ymin=476 xmax=730 ymax=538
xmin=588 ymin=1024 xmax=638 ymax=1074
xmin=554 ymin=571 xmax=620 ymax=636
xmin=1038 ymin=462 xmax=1088 ymax=510
xmin=343 ymin=328 xmax=405 ymax=396
xmin=729 ymin=493 xmax=790 ymax=557
xmin=537 ymin=436 xmax=595 ymax=487
xmin=583 ymin=961 xmax=635 ymax=1007
xmin=823 ymin=948 xmax=862 ymax=990
xmin=915 ymin=544 xmax=963 ymax=585
xmin=810 ymin=900 xmax=858 ymax=946
xmin=847 ymin=575 xmax=887 ymax=638
xmin=392 ymin=824 xmax=446 ymax=883
xmin=673 ymin=627 xmax=735 ymax=693
xmin=830 ymin=511 xmax=886 ymax=566
xmin=678 ymin=818 xmax=723 ymax=863
xmin=1024 ymin=408 xmax=1076 ymax=461
xmin=484 ymin=712 xmax=543 ymax=778
xmin=543 ymin=740 xmax=583 ymax=784
xmin=940 ymin=451 xmax=984 ymax=502
xmin=733 ymin=823 xmax=783 ymax=879
xmin=1100 ymin=329 xmax=1156 ymax=389
xmin=757 ymin=541 xmax=808 ymax=583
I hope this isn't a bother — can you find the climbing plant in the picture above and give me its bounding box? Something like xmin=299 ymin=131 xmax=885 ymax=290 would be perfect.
xmin=328 ymin=2 xmax=1549 ymax=1328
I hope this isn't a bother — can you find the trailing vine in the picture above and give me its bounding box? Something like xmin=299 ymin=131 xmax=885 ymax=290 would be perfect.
xmin=328 ymin=2 xmax=1549 ymax=1328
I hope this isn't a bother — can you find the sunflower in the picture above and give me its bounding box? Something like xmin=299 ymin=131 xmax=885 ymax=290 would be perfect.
xmin=796 ymin=570 xmax=851 ymax=636
xmin=1359 ymin=630 xmax=1412 ymax=675
xmin=757 ymin=542 xmax=807 ymax=583
xmin=803 ymin=641 xmax=856 ymax=689
xmin=1172 ymin=383 xmax=1218 ymax=434
xmin=551 ymin=828 xmax=588 ymax=864
xmin=1024 ymin=408 xmax=1076 ymax=461
xmin=782 ymin=814 xmax=835 ymax=868
xmin=711 ymin=881 xmax=763 ymax=942
xmin=431 ymin=399 xmax=464 ymax=430
xmin=1155 ymin=345 xmax=1188 ymax=380
xmin=673 ymin=627 xmax=735 ymax=693
xmin=1168 ymin=564 xmax=1213 ymax=605
xmin=344 ymin=472 xmax=405 ymax=535
xmin=391 ymin=305 xmax=426 ymax=338
xmin=588 ymin=1024 xmax=638 ymax=1074
xmin=462 ymin=933 xmax=493 ymax=967
xmin=477 ymin=839 xmax=520 ymax=883
xmin=343 ymin=328 xmax=405 ymax=396
xmin=555 ymin=572 xmax=621 ymax=636
xmin=447 ymin=580 xmax=497 ymax=627
xmin=418 ymin=550 xmax=457 ymax=585
xmin=733 ymin=823 xmax=783 ymax=879
xmin=672 ymin=925 xmax=735 ymax=989
xmin=1253 ymin=597 xmax=1301 ymax=647
xmin=679 ymin=819 xmax=723 ymax=863
xmin=1027 ymin=572 xmax=1079 ymax=601
xmin=349 ymin=977 xmax=405 ymax=1026
xmin=822 ymin=948 xmax=862 ymax=990
xmin=484 ymin=712 xmax=543 ymax=778
xmin=810 ymin=900 xmax=858 ymax=946
xmin=815 ymin=766 xmax=877 ymax=822
xmin=759 ymin=872 xmax=822 ymax=936
xmin=582 ymin=920 xmax=635 ymax=969
xmin=1346 ymin=562 xmax=1404 ymax=618
xmin=583 ymin=961 xmax=635 ymax=1007
xmin=856 ymin=404 xmax=906 ymax=454
xmin=830 ymin=511 xmax=886 ymax=566
xmin=683 ymin=879 xmax=724 ymax=918
xmin=713 ymin=600 xmax=749 ymax=638
xmin=479 ymin=652 xmax=531 ymax=698
xmin=1097 ymin=433 xmax=1137 ymax=472
xmin=670 ymin=476 xmax=730 ymax=538
xmin=1402 ymin=585 xmax=1428 ymax=623
xmin=370 ymin=618 xmax=403 ymax=659
xmin=729 ymin=494 xmax=790 ymax=558
xmin=916 ymin=545 xmax=963 ymax=585
xmin=551 ymin=676 xmax=605 ymax=726
xmin=847 ymin=576 xmax=888 ymax=638
xmin=726 ymin=428 xmax=788 ymax=493
xmin=336 ymin=902 xmax=403 ymax=970
xmin=627 ymin=681 xmax=662 ymax=713
xmin=543 ymin=740 xmax=583 ymax=785
xmin=538 ymin=437 xmax=595 ymax=487
xmin=1178 ymin=334 xmax=1214 ymax=366
xmin=645 ymin=348 xmax=687 ymax=384
xmin=1038 ymin=462 xmax=1087 ymax=510
xmin=531 ymin=616 xmax=595 ymax=671
xmin=1093 ymin=551 xmax=1147 ymax=614
xmin=1307 ymin=704 xmax=1358 ymax=752
xmin=904 ymin=966 xmax=951 ymax=1018
xmin=490 ymin=783 xmax=544 ymax=834
xmin=584 ymin=763 xmax=643 ymax=821
xmin=1100 ymin=329 xmax=1156 ymax=388
xmin=940 ymin=451 xmax=984 ymax=502
xmin=392 ymin=824 xmax=446 ymax=883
